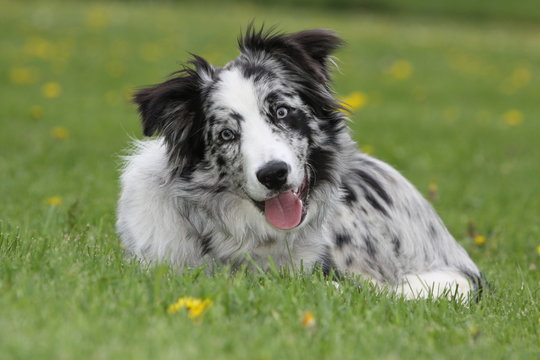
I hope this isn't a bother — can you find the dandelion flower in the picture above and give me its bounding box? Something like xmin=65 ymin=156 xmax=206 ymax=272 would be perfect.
xmin=187 ymin=299 xmax=213 ymax=319
xmin=360 ymin=144 xmax=374 ymax=155
xmin=51 ymin=126 xmax=69 ymax=140
xmin=474 ymin=235 xmax=486 ymax=246
xmin=9 ymin=67 xmax=37 ymax=85
xmin=469 ymin=325 xmax=480 ymax=339
xmin=503 ymin=110 xmax=523 ymax=126
xmin=42 ymin=82 xmax=62 ymax=99
xmin=167 ymin=297 xmax=212 ymax=319
xmin=511 ymin=68 xmax=531 ymax=87
xmin=501 ymin=67 xmax=532 ymax=94
xmin=166 ymin=299 xmax=185 ymax=315
xmin=340 ymin=91 xmax=367 ymax=112
xmin=123 ymin=88 xmax=134 ymax=102
xmin=45 ymin=196 xmax=62 ymax=206
xmin=388 ymin=60 xmax=413 ymax=80
xmin=536 ymin=245 xmax=540 ymax=256
xmin=428 ymin=182 xmax=439 ymax=202
xmin=301 ymin=311 xmax=316 ymax=328
xmin=25 ymin=37 xmax=53 ymax=59
xmin=29 ymin=106 xmax=44 ymax=119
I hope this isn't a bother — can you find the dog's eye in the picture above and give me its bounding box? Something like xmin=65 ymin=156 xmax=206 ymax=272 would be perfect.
xmin=276 ymin=107 xmax=288 ymax=119
xmin=220 ymin=129 xmax=235 ymax=141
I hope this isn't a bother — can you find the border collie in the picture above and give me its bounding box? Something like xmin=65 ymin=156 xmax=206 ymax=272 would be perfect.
xmin=117 ymin=26 xmax=483 ymax=300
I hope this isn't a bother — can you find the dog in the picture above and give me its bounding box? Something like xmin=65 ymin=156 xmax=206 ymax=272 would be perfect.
xmin=117 ymin=26 xmax=484 ymax=300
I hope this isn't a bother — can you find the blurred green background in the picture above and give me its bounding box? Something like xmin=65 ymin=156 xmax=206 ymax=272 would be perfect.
xmin=1 ymin=0 xmax=539 ymax=359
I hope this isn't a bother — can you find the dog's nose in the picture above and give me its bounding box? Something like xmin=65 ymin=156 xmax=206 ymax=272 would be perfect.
xmin=256 ymin=161 xmax=289 ymax=190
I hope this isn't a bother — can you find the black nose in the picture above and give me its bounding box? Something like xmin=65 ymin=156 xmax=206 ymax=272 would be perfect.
xmin=256 ymin=161 xmax=289 ymax=190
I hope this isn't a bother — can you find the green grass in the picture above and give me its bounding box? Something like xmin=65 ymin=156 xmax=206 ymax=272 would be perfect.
xmin=218 ymin=0 xmax=540 ymax=23
xmin=1 ymin=1 xmax=539 ymax=359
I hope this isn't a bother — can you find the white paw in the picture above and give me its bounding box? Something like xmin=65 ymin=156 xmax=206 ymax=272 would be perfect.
xmin=395 ymin=271 xmax=473 ymax=301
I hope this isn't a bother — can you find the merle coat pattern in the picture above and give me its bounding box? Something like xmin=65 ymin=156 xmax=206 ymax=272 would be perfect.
xmin=117 ymin=27 xmax=483 ymax=300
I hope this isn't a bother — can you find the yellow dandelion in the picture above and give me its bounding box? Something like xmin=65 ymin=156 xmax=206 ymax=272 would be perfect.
xmin=340 ymin=91 xmax=367 ymax=112
xmin=469 ymin=325 xmax=480 ymax=339
xmin=29 ymin=106 xmax=44 ymax=119
xmin=123 ymin=88 xmax=134 ymax=102
xmin=42 ymin=82 xmax=62 ymax=99
xmin=503 ymin=110 xmax=523 ymax=126
xmin=388 ymin=60 xmax=413 ymax=80
xmin=301 ymin=311 xmax=316 ymax=328
xmin=166 ymin=300 xmax=184 ymax=315
xmin=428 ymin=182 xmax=439 ymax=202
xmin=167 ymin=297 xmax=212 ymax=319
xmin=25 ymin=37 xmax=53 ymax=59
xmin=536 ymin=245 xmax=540 ymax=256
xmin=45 ymin=196 xmax=62 ymax=206
xmin=360 ymin=144 xmax=375 ymax=155
xmin=510 ymin=68 xmax=531 ymax=89
xmin=474 ymin=235 xmax=486 ymax=246
xmin=85 ymin=8 xmax=109 ymax=30
xmin=9 ymin=67 xmax=37 ymax=85
xmin=51 ymin=126 xmax=69 ymax=140
xmin=187 ymin=299 xmax=213 ymax=319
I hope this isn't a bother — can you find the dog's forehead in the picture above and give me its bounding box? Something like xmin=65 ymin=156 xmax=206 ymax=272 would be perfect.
xmin=208 ymin=66 xmax=274 ymax=116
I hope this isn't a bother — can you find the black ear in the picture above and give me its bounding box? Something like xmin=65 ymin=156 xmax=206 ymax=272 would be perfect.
xmin=282 ymin=29 xmax=344 ymax=81
xmin=132 ymin=55 xmax=213 ymax=172
xmin=133 ymin=55 xmax=212 ymax=137
xmin=239 ymin=26 xmax=344 ymax=83
xmin=133 ymin=76 xmax=196 ymax=137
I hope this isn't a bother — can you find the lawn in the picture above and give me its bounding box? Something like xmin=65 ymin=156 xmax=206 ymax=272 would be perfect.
xmin=1 ymin=1 xmax=539 ymax=359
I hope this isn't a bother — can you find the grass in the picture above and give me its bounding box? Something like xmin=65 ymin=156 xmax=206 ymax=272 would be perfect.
xmin=1 ymin=1 xmax=539 ymax=359
xmin=220 ymin=0 xmax=540 ymax=23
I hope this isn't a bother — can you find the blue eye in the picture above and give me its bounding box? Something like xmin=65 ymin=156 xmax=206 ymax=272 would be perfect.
xmin=220 ymin=129 xmax=235 ymax=141
xmin=276 ymin=107 xmax=288 ymax=119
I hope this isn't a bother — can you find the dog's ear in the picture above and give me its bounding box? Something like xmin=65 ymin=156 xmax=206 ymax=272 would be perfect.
xmin=281 ymin=29 xmax=344 ymax=82
xmin=133 ymin=55 xmax=212 ymax=136
xmin=133 ymin=76 xmax=194 ymax=138
xmin=239 ymin=26 xmax=344 ymax=83
xmin=133 ymin=55 xmax=213 ymax=171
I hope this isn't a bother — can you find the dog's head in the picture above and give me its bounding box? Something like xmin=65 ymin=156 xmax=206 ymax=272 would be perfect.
xmin=134 ymin=26 xmax=347 ymax=230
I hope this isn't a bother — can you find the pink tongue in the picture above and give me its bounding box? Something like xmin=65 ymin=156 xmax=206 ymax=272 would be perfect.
xmin=264 ymin=191 xmax=303 ymax=230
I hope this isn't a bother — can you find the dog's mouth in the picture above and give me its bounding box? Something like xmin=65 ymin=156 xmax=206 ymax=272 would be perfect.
xmin=253 ymin=177 xmax=310 ymax=230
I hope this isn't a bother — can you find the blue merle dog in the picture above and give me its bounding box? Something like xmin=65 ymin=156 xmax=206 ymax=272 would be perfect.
xmin=117 ymin=26 xmax=483 ymax=300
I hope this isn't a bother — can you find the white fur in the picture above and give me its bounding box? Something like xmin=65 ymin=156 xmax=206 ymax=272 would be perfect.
xmin=396 ymin=271 xmax=473 ymax=301
xmin=117 ymin=139 xmax=330 ymax=270
xmin=211 ymin=68 xmax=304 ymax=201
